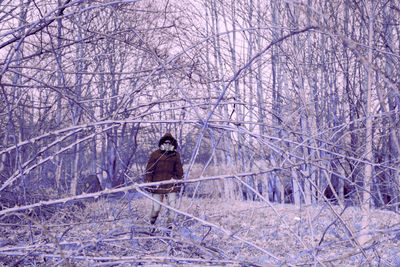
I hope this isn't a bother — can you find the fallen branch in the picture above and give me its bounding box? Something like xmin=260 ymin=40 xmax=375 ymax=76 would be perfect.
xmin=0 ymin=169 xmax=275 ymax=217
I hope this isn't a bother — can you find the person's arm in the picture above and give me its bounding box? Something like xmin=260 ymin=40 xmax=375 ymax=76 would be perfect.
xmin=174 ymin=152 xmax=184 ymax=193
xmin=145 ymin=152 xmax=156 ymax=183
xmin=174 ymin=152 xmax=184 ymax=180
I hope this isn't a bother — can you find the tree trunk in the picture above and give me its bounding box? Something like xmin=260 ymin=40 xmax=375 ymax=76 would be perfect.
xmin=360 ymin=0 xmax=375 ymax=245
xmin=70 ymin=6 xmax=85 ymax=195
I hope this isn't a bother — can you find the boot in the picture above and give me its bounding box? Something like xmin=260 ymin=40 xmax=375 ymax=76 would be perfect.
xmin=150 ymin=217 xmax=157 ymax=233
xmin=166 ymin=218 xmax=173 ymax=230
xmin=150 ymin=216 xmax=157 ymax=225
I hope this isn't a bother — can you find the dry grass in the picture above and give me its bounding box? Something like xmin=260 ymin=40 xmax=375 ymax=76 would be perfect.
xmin=1 ymin=194 xmax=399 ymax=266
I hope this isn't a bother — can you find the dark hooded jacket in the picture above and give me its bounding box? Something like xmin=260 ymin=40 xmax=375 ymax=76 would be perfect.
xmin=145 ymin=133 xmax=184 ymax=194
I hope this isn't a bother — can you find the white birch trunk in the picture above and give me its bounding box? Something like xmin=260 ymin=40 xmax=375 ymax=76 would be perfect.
xmin=360 ymin=1 xmax=375 ymax=245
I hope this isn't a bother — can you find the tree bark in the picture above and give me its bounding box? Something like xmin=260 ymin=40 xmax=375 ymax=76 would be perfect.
xmin=360 ymin=0 xmax=375 ymax=245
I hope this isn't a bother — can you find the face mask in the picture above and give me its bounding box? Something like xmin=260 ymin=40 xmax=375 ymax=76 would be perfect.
xmin=161 ymin=143 xmax=174 ymax=152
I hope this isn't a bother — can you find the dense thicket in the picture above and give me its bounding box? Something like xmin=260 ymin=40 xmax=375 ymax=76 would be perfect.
xmin=1 ymin=0 xmax=399 ymax=265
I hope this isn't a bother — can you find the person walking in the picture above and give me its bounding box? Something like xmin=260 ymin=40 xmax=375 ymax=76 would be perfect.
xmin=145 ymin=133 xmax=184 ymax=228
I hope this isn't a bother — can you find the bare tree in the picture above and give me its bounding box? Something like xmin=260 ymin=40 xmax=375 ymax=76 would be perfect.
xmin=1 ymin=0 xmax=400 ymax=265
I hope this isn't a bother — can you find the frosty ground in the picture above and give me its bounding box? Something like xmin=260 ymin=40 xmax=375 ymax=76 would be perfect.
xmin=1 ymin=194 xmax=400 ymax=266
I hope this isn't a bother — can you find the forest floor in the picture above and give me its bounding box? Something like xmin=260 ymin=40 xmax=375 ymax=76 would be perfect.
xmin=1 ymin=194 xmax=400 ymax=266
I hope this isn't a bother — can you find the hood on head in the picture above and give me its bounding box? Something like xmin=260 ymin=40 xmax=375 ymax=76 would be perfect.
xmin=158 ymin=133 xmax=178 ymax=149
